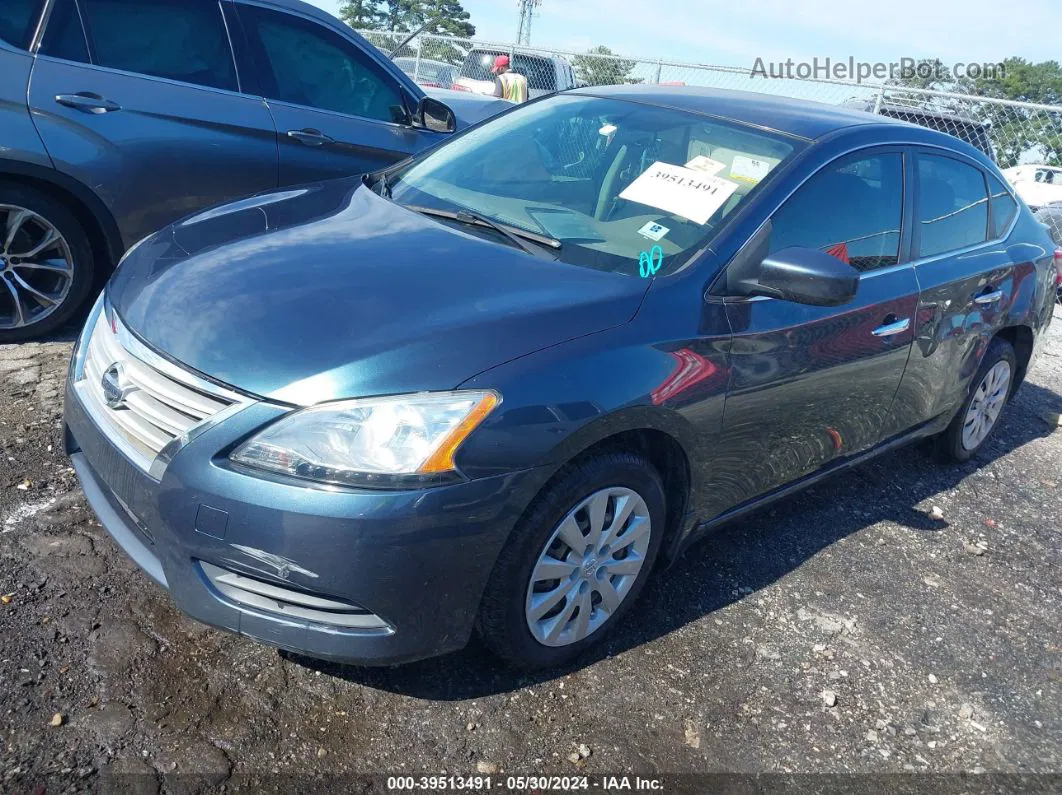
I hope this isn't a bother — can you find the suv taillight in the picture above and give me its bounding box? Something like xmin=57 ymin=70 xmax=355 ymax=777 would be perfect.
xmin=1054 ymin=249 xmax=1062 ymax=286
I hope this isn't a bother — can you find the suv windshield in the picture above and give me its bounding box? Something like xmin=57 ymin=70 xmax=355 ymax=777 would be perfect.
xmin=386 ymin=94 xmax=801 ymax=277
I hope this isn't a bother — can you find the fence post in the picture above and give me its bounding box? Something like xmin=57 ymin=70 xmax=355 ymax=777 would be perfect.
xmin=872 ymin=85 xmax=886 ymax=115
xmin=414 ymin=45 xmax=422 ymax=82
xmin=654 ymin=58 xmax=663 ymax=85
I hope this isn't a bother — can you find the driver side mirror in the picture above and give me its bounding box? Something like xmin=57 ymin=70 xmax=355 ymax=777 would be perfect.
xmin=747 ymin=246 xmax=860 ymax=306
xmin=414 ymin=96 xmax=456 ymax=133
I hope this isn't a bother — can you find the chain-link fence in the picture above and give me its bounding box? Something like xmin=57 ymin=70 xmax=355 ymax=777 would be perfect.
xmin=361 ymin=29 xmax=1062 ymax=305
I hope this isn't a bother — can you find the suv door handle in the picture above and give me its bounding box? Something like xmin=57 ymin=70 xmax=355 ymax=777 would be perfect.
xmin=55 ymin=93 xmax=121 ymax=113
xmin=872 ymin=316 xmax=911 ymax=337
xmin=286 ymin=128 xmax=334 ymax=147
xmin=973 ymin=289 xmax=1003 ymax=306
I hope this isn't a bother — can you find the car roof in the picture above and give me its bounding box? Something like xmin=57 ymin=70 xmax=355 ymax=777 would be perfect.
xmin=569 ymin=85 xmax=915 ymax=141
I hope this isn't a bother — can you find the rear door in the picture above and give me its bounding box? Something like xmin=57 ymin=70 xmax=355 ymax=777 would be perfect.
xmin=889 ymin=152 xmax=1018 ymax=431
xmin=29 ymin=0 xmax=278 ymax=248
xmin=233 ymin=1 xmax=440 ymax=186
xmin=714 ymin=149 xmax=920 ymax=510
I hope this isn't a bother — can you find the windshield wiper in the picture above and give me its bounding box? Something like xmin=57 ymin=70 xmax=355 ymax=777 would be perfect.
xmin=404 ymin=205 xmax=562 ymax=257
xmin=364 ymin=171 xmax=391 ymax=199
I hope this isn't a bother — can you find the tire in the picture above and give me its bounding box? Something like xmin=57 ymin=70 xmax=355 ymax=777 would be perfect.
xmin=0 ymin=183 xmax=96 ymax=343
xmin=935 ymin=337 xmax=1017 ymax=463
xmin=476 ymin=451 xmax=667 ymax=670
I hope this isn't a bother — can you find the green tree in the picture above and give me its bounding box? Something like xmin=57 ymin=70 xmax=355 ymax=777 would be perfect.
xmin=338 ymin=0 xmax=386 ymax=29
xmin=379 ymin=0 xmax=474 ymax=36
xmin=887 ymin=57 xmax=1062 ymax=168
xmin=573 ymin=45 xmax=638 ymax=87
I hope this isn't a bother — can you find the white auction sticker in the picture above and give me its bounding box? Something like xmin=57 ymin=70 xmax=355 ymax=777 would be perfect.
xmin=637 ymin=221 xmax=670 ymax=241
xmin=685 ymin=155 xmax=727 ymax=175
xmin=619 ymin=161 xmax=738 ymax=225
xmin=729 ymin=154 xmax=772 ymax=184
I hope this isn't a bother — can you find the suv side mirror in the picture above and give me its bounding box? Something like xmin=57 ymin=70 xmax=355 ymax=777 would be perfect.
xmin=414 ymin=97 xmax=456 ymax=133
xmin=751 ymin=246 xmax=859 ymax=306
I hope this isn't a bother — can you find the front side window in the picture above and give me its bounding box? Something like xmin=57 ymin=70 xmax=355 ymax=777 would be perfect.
xmin=240 ymin=5 xmax=404 ymax=123
xmin=0 ymin=0 xmax=43 ymax=49
xmin=386 ymin=94 xmax=800 ymax=277
xmin=768 ymin=153 xmax=904 ymax=272
xmin=74 ymin=0 xmax=237 ymax=91
xmin=916 ymin=154 xmax=989 ymax=258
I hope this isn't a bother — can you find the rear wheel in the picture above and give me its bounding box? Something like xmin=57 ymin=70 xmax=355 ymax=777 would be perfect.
xmin=0 ymin=184 xmax=96 ymax=343
xmin=936 ymin=337 xmax=1016 ymax=463
xmin=476 ymin=452 xmax=666 ymax=669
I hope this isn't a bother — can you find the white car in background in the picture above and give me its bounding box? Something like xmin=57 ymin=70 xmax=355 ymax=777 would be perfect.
xmin=452 ymin=49 xmax=576 ymax=98
xmin=1002 ymin=164 xmax=1062 ymax=210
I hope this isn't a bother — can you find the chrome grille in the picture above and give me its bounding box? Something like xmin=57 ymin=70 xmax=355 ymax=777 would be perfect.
xmin=74 ymin=306 xmax=241 ymax=475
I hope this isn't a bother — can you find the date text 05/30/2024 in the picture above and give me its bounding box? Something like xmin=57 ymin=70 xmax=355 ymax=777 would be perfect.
xmin=386 ymin=775 xmax=665 ymax=791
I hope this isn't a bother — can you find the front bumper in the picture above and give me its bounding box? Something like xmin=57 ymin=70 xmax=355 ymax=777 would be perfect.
xmin=64 ymin=377 xmax=539 ymax=665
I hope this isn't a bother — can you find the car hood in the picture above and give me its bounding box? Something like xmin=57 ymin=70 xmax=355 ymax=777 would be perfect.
xmin=108 ymin=179 xmax=647 ymax=404
xmin=424 ymin=87 xmax=513 ymax=128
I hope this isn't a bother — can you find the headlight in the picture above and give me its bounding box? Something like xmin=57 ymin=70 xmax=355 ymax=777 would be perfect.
xmin=230 ymin=391 xmax=500 ymax=488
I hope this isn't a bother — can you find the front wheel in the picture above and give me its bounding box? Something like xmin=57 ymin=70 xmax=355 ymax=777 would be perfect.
xmin=476 ymin=452 xmax=666 ymax=670
xmin=936 ymin=337 xmax=1016 ymax=463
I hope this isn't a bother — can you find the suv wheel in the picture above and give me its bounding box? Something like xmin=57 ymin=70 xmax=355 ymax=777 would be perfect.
xmin=476 ymin=452 xmax=666 ymax=669
xmin=0 ymin=184 xmax=95 ymax=343
xmin=936 ymin=337 xmax=1017 ymax=462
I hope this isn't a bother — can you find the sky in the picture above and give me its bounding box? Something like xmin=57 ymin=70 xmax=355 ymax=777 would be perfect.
xmin=307 ymin=0 xmax=1057 ymax=68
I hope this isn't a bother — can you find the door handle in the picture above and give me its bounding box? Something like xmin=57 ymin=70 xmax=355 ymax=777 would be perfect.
xmin=973 ymin=289 xmax=1003 ymax=306
xmin=286 ymin=128 xmax=334 ymax=146
xmin=872 ymin=316 xmax=911 ymax=337
xmin=55 ymin=93 xmax=121 ymax=113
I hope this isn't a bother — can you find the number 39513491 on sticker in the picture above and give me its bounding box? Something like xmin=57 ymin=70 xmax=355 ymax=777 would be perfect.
xmin=619 ymin=161 xmax=739 ymax=225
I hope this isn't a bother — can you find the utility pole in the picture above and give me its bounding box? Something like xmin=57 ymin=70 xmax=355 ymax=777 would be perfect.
xmin=516 ymin=0 xmax=541 ymax=45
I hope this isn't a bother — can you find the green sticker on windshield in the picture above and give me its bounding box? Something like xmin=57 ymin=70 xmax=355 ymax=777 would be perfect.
xmin=639 ymin=245 xmax=664 ymax=279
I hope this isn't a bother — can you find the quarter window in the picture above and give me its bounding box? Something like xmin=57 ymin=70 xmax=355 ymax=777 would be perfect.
xmin=987 ymin=174 xmax=1018 ymax=239
xmin=239 ymin=5 xmax=405 ymax=123
xmin=916 ymin=155 xmax=989 ymax=258
xmin=0 ymin=0 xmax=43 ymax=49
xmin=69 ymin=0 xmax=237 ymax=91
xmin=768 ymin=153 xmax=904 ymax=273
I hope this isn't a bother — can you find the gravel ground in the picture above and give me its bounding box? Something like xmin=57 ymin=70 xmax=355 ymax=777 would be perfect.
xmin=1 ymin=308 xmax=1061 ymax=792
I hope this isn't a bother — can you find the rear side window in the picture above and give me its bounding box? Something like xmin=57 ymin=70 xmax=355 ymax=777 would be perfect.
xmin=39 ymin=0 xmax=89 ymax=63
xmin=74 ymin=0 xmax=237 ymax=91
xmin=0 ymin=0 xmax=43 ymax=49
xmin=988 ymin=174 xmax=1018 ymax=239
xmin=768 ymin=153 xmax=904 ymax=273
xmin=916 ymin=155 xmax=989 ymax=258
xmin=239 ymin=5 xmax=404 ymax=123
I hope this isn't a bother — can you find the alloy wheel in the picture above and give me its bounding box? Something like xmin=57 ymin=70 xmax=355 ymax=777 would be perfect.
xmin=0 ymin=204 xmax=75 ymax=331
xmin=524 ymin=487 xmax=652 ymax=647
xmin=961 ymin=360 xmax=1011 ymax=451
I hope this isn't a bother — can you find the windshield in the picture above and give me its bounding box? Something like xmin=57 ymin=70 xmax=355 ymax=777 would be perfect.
xmin=385 ymin=94 xmax=801 ymax=277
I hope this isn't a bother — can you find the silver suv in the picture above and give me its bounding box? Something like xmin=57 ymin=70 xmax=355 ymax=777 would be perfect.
xmin=0 ymin=0 xmax=507 ymax=342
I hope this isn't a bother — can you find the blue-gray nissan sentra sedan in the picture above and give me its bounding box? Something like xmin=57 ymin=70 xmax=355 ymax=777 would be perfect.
xmin=64 ymin=87 xmax=1056 ymax=669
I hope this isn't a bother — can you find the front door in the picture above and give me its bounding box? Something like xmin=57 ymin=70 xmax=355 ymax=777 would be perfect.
xmin=710 ymin=150 xmax=918 ymax=515
xmin=29 ymin=0 xmax=278 ymax=247
xmin=234 ymin=2 xmax=440 ymax=186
